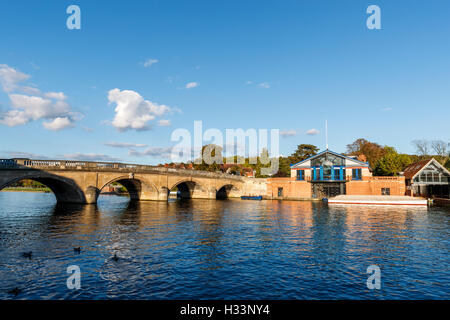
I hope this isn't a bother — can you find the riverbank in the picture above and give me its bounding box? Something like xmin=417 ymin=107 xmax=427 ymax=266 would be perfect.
xmin=1 ymin=187 xmax=51 ymax=193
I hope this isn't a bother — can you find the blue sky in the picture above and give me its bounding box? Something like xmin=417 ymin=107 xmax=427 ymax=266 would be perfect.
xmin=1 ymin=0 xmax=449 ymax=164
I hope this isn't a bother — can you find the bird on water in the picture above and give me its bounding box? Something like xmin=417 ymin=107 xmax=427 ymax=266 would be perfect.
xmin=112 ymin=253 xmax=119 ymax=262
xmin=21 ymin=251 xmax=32 ymax=259
xmin=8 ymin=287 xmax=21 ymax=296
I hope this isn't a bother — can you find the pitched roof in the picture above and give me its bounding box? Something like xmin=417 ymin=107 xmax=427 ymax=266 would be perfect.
xmin=290 ymin=149 xmax=370 ymax=168
xmin=403 ymin=158 xmax=442 ymax=180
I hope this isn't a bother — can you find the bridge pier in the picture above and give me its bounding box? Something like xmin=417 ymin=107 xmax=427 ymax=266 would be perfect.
xmin=191 ymin=186 xmax=217 ymax=199
xmin=84 ymin=186 xmax=100 ymax=204
xmin=140 ymin=187 xmax=168 ymax=201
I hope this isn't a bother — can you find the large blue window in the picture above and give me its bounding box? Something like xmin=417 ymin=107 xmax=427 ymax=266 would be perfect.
xmin=352 ymin=168 xmax=362 ymax=180
xmin=334 ymin=168 xmax=341 ymax=180
xmin=296 ymin=170 xmax=305 ymax=181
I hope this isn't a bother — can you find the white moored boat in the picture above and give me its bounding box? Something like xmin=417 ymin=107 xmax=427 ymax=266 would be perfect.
xmin=327 ymin=195 xmax=428 ymax=206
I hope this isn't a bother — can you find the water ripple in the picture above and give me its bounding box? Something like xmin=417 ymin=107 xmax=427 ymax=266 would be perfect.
xmin=0 ymin=192 xmax=449 ymax=299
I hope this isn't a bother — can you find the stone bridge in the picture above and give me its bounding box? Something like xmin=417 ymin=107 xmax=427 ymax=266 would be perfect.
xmin=0 ymin=159 xmax=266 ymax=204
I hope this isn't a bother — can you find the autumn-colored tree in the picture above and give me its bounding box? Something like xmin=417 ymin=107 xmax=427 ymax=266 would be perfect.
xmin=346 ymin=138 xmax=386 ymax=167
xmin=445 ymin=159 xmax=450 ymax=170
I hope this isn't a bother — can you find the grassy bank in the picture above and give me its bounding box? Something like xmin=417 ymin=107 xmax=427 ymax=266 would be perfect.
xmin=1 ymin=187 xmax=51 ymax=193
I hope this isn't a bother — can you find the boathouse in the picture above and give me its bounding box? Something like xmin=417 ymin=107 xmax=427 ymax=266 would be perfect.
xmin=403 ymin=158 xmax=450 ymax=199
xmin=267 ymin=149 xmax=405 ymax=200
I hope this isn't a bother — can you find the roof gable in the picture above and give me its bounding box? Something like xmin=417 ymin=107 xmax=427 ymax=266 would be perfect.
xmin=404 ymin=158 xmax=450 ymax=180
xmin=290 ymin=149 xmax=369 ymax=168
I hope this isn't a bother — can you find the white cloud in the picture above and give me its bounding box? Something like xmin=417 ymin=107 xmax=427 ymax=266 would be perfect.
xmin=108 ymin=88 xmax=173 ymax=131
xmin=45 ymin=92 xmax=67 ymax=100
xmin=0 ymin=64 xmax=30 ymax=92
xmin=1 ymin=93 xmax=74 ymax=128
xmin=185 ymin=82 xmax=198 ymax=89
xmin=43 ymin=117 xmax=74 ymax=131
xmin=0 ymin=150 xmax=50 ymax=159
xmin=259 ymin=82 xmax=270 ymax=89
xmin=381 ymin=107 xmax=392 ymax=111
xmin=62 ymin=153 xmax=122 ymax=162
xmin=21 ymin=86 xmax=41 ymax=95
xmin=245 ymin=81 xmax=253 ymax=85
xmin=158 ymin=119 xmax=171 ymax=127
xmin=0 ymin=64 xmax=76 ymax=130
xmin=280 ymin=130 xmax=298 ymax=137
xmin=0 ymin=109 xmax=30 ymax=126
xmin=306 ymin=128 xmax=320 ymax=135
xmin=104 ymin=142 xmax=148 ymax=148
xmin=129 ymin=147 xmax=173 ymax=158
xmin=143 ymin=58 xmax=159 ymax=67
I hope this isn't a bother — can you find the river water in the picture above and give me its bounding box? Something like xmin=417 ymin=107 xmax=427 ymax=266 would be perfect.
xmin=0 ymin=191 xmax=448 ymax=299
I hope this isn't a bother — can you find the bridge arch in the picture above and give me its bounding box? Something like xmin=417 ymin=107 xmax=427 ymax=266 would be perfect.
xmin=169 ymin=178 xmax=206 ymax=199
xmin=99 ymin=175 xmax=159 ymax=201
xmin=216 ymin=183 xmax=239 ymax=199
xmin=0 ymin=173 xmax=86 ymax=204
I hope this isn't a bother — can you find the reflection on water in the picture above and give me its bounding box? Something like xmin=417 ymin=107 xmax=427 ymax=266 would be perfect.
xmin=0 ymin=192 xmax=449 ymax=299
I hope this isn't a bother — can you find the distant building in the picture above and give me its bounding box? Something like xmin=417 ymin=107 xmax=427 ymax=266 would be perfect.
xmin=219 ymin=164 xmax=254 ymax=177
xmin=403 ymin=158 xmax=450 ymax=199
xmin=267 ymin=149 xmax=405 ymax=199
xmin=161 ymin=163 xmax=194 ymax=170
xmin=158 ymin=162 xmax=254 ymax=177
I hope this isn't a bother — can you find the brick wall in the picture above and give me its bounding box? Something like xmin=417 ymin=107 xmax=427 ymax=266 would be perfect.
xmin=347 ymin=176 xmax=405 ymax=196
xmin=266 ymin=177 xmax=312 ymax=199
xmin=346 ymin=180 xmax=372 ymax=195
xmin=267 ymin=176 xmax=406 ymax=199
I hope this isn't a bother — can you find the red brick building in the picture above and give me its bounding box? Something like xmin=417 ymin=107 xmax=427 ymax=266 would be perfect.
xmin=267 ymin=149 xmax=405 ymax=200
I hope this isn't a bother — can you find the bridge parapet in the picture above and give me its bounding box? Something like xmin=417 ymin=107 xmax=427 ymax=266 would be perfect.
xmin=0 ymin=158 xmax=246 ymax=181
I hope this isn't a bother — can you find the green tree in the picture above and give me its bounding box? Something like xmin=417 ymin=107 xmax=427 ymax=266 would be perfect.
xmin=273 ymin=156 xmax=291 ymax=177
xmin=374 ymin=147 xmax=413 ymax=176
xmin=267 ymin=144 xmax=319 ymax=178
xmin=253 ymin=148 xmax=270 ymax=177
xmin=193 ymin=144 xmax=223 ymax=172
xmin=288 ymin=144 xmax=319 ymax=164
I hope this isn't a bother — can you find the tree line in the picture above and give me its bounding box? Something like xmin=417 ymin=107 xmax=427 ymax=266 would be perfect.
xmin=185 ymin=138 xmax=450 ymax=178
